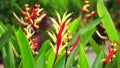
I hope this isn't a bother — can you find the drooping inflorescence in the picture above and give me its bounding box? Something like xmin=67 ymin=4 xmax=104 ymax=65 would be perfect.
xmin=13 ymin=3 xmax=46 ymax=55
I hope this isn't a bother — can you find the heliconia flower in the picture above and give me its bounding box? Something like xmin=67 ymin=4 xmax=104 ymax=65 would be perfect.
xmin=47 ymin=12 xmax=73 ymax=66
xmin=13 ymin=3 xmax=46 ymax=55
xmin=80 ymin=0 xmax=96 ymax=19
xmin=13 ymin=3 xmax=46 ymax=31
xmin=103 ymin=49 xmax=115 ymax=64
xmin=103 ymin=41 xmax=120 ymax=64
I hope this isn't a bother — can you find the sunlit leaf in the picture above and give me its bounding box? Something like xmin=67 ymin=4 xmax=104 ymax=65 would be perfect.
xmin=97 ymin=0 xmax=120 ymax=67
xmin=35 ymin=54 xmax=45 ymax=68
xmin=78 ymin=43 xmax=89 ymax=68
xmin=15 ymin=28 xmax=35 ymax=68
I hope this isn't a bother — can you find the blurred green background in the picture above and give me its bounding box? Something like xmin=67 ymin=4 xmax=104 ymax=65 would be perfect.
xmin=0 ymin=0 xmax=120 ymax=27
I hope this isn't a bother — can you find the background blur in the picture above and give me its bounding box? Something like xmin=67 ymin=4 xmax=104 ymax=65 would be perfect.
xmin=0 ymin=0 xmax=120 ymax=28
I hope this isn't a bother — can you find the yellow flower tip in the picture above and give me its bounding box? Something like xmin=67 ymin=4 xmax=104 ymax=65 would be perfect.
xmin=112 ymin=55 xmax=116 ymax=58
xmin=84 ymin=1 xmax=89 ymax=4
xmin=102 ymin=59 xmax=105 ymax=62
xmin=34 ymin=25 xmax=39 ymax=29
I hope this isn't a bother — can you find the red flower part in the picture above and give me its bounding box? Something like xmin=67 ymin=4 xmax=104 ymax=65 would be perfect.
xmin=62 ymin=41 xmax=65 ymax=45
xmin=86 ymin=10 xmax=97 ymax=19
xmin=117 ymin=0 xmax=120 ymax=4
xmin=30 ymin=36 xmax=40 ymax=51
xmin=23 ymin=28 xmax=28 ymax=35
xmin=80 ymin=8 xmax=88 ymax=13
xmin=35 ymin=3 xmax=40 ymax=8
xmin=103 ymin=49 xmax=114 ymax=64
xmin=12 ymin=12 xmax=28 ymax=26
xmin=86 ymin=3 xmax=93 ymax=9
xmin=105 ymin=40 xmax=111 ymax=53
xmin=24 ymin=4 xmax=28 ymax=8
xmin=27 ymin=18 xmax=36 ymax=30
xmin=30 ymin=7 xmax=37 ymax=20
xmin=54 ymin=22 xmax=66 ymax=65
xmin=19 ymin=8 xmax=27 ymax=16
xmin=69 ymin=35 xmax=80 ymax=53
xmin=56 ymin=22 xmax=66 ymax=48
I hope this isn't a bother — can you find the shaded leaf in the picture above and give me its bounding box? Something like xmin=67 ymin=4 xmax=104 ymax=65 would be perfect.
xmin=66 ymin=43 xmax=79 ymax=68
xmin=54 ymin=55 xmax=65 ymax=68
xmin=1 ymin=42 xmax=16 ymax=68
xmin=92 ymin=50 xmax=105 ymax=68
xmin=0 ymin=27 xmax=13 ymax=50
xmin=89 ymin=38 xmax=102 ymax=55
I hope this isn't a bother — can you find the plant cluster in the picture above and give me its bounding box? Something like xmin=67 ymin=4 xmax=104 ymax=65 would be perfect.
xmin=0 ymin=0 xmax=120 ymax=68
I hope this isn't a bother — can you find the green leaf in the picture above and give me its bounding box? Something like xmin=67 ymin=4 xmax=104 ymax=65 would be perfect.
xmin=10 ymin=36 xmax=20 ymax=55
xmin=1 ymin=42 xmax=16 ymax=68
xmin=46 ymin=50 xmax=55 ymax=68
xmin=35 ymin=54 xmax=45 ymax=68
xmin=15 ymin=28 xmax=35 ymax=68
xmin=36 ymin=40 xmax=49 ymax=60
xmin=92 ymin=50 xmax=105 ymax=68
xmin=70 ymin=18 xmax=101 ymax=45
xmin=80 ymin=28 xmax=95 ymax=46
xmin=89 ymin=38 xmax=102 ymax=55
xmin=0 ymin=27 xmax=13 ymax=50
xmin=104 ymin=62 xmax=112 ymax=68
xmin=0 ymin=21 xmax=7 ymax=35
xmin=68 ymin=16 xmax=81 ymax=36
xmin=79 ymin=43 xmax=89 ymax=68
xmin=54 ymin=55 xmax=65 ymax=68
xmin=97 ymin=0 xmax=119 ymax=41
xmin=66 ymin=43 xmax=79 ymax=68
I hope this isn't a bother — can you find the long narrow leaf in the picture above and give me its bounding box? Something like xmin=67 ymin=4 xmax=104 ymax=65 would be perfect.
xmin=89 ymin=38 xmax=102 ymax=55
xmin=0 ymin=27 xmax=13 ymax=50
xmin=36 ymin=40 xmax=49 ymax=60
xmin=68 ymin=16 xmax=81 ymax=36
xmin=15 ymin=28 xmax=35 ymax=68
xmin=79 ymin=43 xmax=89 ymax=68
xmin=92 ymin=50 xmax=105 ymax=68
xmin=35 ymin=54 xmax=45 ymax=68
xmin=70 ymin=18 xmax=101 ymax=45
xmin=97 ymin=0 xmax=120 ymax=67
xmin=1 ymin=42 xmax=16 ymax=68
xmin=97 ymin=0 xmax=119 ymax=41
xmin=54 ymin=56 xmax=65 ymax=68
xmin=80 ymin=28 xmax=95 ymax=46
